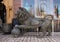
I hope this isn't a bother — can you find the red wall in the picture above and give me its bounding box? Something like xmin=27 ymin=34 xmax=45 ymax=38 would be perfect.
xmin=13 ymin=0 xmax=21 ymax=14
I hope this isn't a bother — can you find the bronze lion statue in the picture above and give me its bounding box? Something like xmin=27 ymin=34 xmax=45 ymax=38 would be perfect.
xmin=11 ymin=7 xmax=52 ymax=37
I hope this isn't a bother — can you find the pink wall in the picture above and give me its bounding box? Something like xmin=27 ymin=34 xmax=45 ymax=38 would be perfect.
xmin=13 ymin=0 xmax=21 ymax=14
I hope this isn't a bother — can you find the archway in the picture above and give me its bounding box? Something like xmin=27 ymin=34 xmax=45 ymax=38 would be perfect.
xmin=0 ymin=0 xmax=6 ymax=23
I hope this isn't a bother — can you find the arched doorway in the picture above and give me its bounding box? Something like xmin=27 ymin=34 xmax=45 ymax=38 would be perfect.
xmin=0 ymin=0 xmax=6 ymax=23
xmin=3 ymin=0 xmax=14 ymax=24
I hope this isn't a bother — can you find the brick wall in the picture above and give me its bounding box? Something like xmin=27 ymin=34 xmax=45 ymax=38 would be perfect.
xmin=13 ymin=0 xmax=21 ymax=14
xmin=54 ymin=20 xmax=60 ymax=32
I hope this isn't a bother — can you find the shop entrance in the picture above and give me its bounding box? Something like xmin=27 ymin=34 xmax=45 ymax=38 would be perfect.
xmin=0 ymin=1 xmax=6 ymax=23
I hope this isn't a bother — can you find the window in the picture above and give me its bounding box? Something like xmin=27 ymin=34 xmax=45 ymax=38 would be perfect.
xmin=21 ymin=0 xmax=54 ymax=18
xmin=21 ymin=0 xmax=35 ymax=15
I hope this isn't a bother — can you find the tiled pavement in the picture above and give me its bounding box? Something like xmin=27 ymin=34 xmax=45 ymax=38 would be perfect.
xmin=0 ymin=32 xmax=60 ymax=42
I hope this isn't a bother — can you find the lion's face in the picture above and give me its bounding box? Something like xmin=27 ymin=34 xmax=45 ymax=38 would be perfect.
xmin=17 ymin=7 xmax=30 ymax=22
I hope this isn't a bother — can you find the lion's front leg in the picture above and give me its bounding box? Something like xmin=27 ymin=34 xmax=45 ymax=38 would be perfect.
xmin=41 ymin=19 xmax=52 ymax=36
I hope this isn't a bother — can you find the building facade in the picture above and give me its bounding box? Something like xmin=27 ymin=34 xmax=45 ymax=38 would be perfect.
xmin=3 ymin=0 xmax=21 ymax=23
xmin=3 ymin=0 xmax=60 ymax=32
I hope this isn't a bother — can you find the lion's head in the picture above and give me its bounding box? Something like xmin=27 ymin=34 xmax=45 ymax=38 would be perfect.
xmin=16 ymin=7 xmax=31 ymax=24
